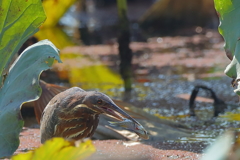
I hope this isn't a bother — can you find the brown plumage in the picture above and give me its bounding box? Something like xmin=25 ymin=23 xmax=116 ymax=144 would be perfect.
xmin=40 ymin=87 xmax=148 ymax=143
xmin=34 ymin=80 xmax=67 ymax=123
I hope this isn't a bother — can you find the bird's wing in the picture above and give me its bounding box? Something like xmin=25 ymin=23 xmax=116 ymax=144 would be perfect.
xmin=34 ymin=80 xmax=68 ymax=123
xmin=40 ymin=101 xmax=59 ymax=143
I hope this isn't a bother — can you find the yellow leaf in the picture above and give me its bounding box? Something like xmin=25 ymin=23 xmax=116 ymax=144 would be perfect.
xmin=154 ymin=113 xmax=189 ymax=120
xmin=220 ymin=112 xmax=240 ymax=121
xmin=35 ymin=27 xmax=74 ymax=49
xmin=53 ymin=53 xmax=123 ymax=91
xmin=12 ymin=138 xmax=95 ymax=160
xmin=41 ymin=0 xmax=77 ymax=27
xmin=34 ymin=0 xmax=77 ymax=49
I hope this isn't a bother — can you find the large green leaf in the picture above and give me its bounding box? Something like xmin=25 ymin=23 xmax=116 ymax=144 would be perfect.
xmin=0 ymin=40 xmax=61 ymax=157
xmin=0 ymin=0 xmax=46 ymax=86
xmin=214 ymin=0 xmax=240 ymax=94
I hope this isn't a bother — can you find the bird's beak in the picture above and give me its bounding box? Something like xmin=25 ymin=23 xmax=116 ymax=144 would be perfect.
xmin=101 ymin=102 xmax=149 ymax=140
xmin=101 ymin=103 xmax=135 ymax=122
xmin=101 ymin=102 xmax=140 ymax=124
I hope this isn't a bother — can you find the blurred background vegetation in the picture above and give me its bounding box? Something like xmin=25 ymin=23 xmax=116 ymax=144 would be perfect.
xmin=37 ymin=0 xmax=218 ymax=45
xmin=36 ymin=0 xmax=220 ymax=92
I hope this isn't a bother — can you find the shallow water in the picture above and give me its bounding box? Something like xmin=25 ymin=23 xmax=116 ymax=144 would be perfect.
xmin=76 ymin=74 xmax=240 ymax=150
xmin=42 ymin=30 xmax=238 ymax=152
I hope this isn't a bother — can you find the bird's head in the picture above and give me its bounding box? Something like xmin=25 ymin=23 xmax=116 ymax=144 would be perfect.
xmin=83 ymin=91 xmax=130 ymax=120
xmin=82 ymin=91 xmax=149 ymax=139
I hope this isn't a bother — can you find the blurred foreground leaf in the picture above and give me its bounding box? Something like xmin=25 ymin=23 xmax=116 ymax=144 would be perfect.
xmin=0 ymin=40 xmax=61 ymax=157
xmin=12 ymin=138 xmax=95 ymax=160
xmin=214 ymin=0 xmax=240 ymax=95
xmin=201 ymin=131 xmax=234 ymax=160
xmin=0 ymin=0 xmax=46 ymax=87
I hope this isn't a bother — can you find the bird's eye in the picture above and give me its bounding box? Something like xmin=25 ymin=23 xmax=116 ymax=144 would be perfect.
xmin=97 ymin=99 xmax=103 ymax=104
xmin=135 ymin=127 xmax=139 ymax=130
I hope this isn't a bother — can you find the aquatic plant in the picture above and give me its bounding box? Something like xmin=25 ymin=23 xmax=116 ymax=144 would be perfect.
xmin=0 ymin=0 xmax=60 ymax=157
xmin=201 ymin=1 xmax=240 ymax=159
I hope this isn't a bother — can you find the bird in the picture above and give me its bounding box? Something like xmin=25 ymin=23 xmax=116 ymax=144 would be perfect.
xmin=40 ymin=87 xmax=148 ymax=143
